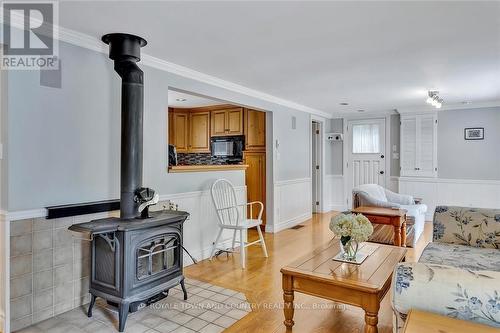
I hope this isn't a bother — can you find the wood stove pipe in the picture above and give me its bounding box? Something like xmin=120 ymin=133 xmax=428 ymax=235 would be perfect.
xmin=102 ymin=33 xmax=147 ymax=220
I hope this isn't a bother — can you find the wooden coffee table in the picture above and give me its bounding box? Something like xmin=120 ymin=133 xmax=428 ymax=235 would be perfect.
xmin=352 ymin=206 xmax=408 ymax=247
xmin=281 ymin=241 xmax=406 ymax=333
xmin=403 ymin=309 xmax=499 ymax=333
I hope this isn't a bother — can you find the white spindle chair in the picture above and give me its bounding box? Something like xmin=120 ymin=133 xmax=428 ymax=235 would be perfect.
xmin=210 ymin=179 xmax=268 ymax=269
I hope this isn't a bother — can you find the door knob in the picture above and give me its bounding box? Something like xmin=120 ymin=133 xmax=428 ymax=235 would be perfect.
xmin=380 ymin=154 xmax=385 ymax=159
xmin=379 ymin=171 xmax=385 ymax=175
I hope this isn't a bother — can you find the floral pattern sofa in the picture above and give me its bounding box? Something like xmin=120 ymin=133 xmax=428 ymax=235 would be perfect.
xmin=391 ymin=206 xmax=500 ymax=331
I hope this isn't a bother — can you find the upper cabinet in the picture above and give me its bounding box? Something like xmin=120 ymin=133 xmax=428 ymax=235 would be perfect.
xmin=400 ymin=113 xmax=437 ymax=177
xmin=170 ymin=110 xmax=190 ymax=153
xmin=244 ymin=108 xmax=266 ymax=151
xmin=189 ymin=111 xmax=210 ymax=152
xmin=210 ymin=107 xmax=243 ymax=136
xmin=169 ymin=109 xmax=210 ymax=153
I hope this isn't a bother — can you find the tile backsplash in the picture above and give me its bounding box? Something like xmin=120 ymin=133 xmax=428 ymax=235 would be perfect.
xmin=176 ymin=153 xmax=232 ymax=165
xmin=9 ymin=212 xmax=116 ymax=331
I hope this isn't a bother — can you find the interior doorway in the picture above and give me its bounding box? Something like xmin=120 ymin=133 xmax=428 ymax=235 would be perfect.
xmin=345 ymin=118 xmax=387 ymax=208
xmin=311 ymin=121 xmax=322 ymax=213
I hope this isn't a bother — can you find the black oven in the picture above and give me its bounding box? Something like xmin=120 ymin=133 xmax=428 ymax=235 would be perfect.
xmin=211 ymin=135 xmax=244 ymax=163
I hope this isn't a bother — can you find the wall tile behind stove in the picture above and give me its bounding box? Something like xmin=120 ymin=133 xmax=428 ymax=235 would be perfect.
xmin=33 ymin=288 xmax=53 ymax=313
xmin=10 ymin=219 xmax=33 ymax=236
xmin=54 ymin=281 xmax=73 ymax=304
xmin=10 ymin=274 xmax=32 ymax=299
xmin=54 ymin=246 xmax=73 ymax=266
xmin=33 ymin=270 xmax=53 ymax=292
xmin=10 ymin=254 xmax=32 ymax=277
xmin=9 ymin=211 xmax=119 ymax=330
xmin=34 ymin=249 xmax=53 ymax=273
xmin=54 ymin=263 xmax=73 ymax=285
xmin=33 ymin=217 xmax=53 ymax=231
xmin=54 ymin=228 xmax=73 ymax=248
xmin=33 ymin=230 xmax=53 ymax=251
xmin=10 ymin=294 xmax=32 ymax=320
xmin=10 ymin=234 xmax=32 ymax=257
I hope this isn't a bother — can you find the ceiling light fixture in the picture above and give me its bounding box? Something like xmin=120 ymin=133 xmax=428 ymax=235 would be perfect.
xmin=426 ymin=91 xmax=443 ymax=109
xmin=176 ymin=98 xmax=187 ymax=102
xmin=339 ymin=102 xmax=349 ymax=106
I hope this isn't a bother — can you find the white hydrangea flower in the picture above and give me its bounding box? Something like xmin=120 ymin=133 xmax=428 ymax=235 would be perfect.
xmin=329 ymin=213 xmax=373 ymax=242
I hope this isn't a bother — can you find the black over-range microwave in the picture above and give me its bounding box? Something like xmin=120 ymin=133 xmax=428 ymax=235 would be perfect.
xmin=211 ymin=135 xmax=244 ymax=164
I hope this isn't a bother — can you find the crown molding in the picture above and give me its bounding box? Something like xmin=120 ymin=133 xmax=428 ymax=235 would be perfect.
xmin=4 ymin=11 xmax=332 ymax=119
xmin=337 ymin=109 xmax=398 ymax=119
xmin=397 ymin=100 xmax=500 ymax=114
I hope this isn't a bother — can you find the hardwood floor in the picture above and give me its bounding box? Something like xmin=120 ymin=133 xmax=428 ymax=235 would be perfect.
xmin=185 ymin=212 xmax=432 ymax=333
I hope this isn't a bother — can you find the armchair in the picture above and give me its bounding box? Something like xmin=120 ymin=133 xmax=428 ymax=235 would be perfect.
xmin=392 ymin=206 xmax=500 ymax=331
xmin=352 ymin=184 xmax=427 ymax=247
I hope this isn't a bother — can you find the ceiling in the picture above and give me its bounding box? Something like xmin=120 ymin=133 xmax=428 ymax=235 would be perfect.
xmin=59 ymin=1 xmax=500 ymax=115
xmin=168 ymin=90 xmax=224 ymax=108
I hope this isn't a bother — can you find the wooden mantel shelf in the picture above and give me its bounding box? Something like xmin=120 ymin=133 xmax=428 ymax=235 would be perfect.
xmin=168 ymin=164 xmax=248 ymax=173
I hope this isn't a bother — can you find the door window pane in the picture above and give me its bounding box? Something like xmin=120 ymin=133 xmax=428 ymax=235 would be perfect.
xmin=352 ymin=124 xmax=380 ymax=153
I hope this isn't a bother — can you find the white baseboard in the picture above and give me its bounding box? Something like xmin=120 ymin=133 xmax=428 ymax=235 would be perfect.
xmin=266 ymin=212 xmax=311 ymax=233
xmin=325 ymin=204 xmax=348 ymax=213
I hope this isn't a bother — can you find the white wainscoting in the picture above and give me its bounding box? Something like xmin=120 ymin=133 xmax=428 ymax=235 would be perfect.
xmin=324 ymin=175 xmax=347 ymax=212
xmin=267 ymin=178 xmax=312 ymax=233
xmin=156 ymin=186 xmax=248 ymax=262
xmin=388 ymin=176 xmax=399 ymax=193
xmin=398 ymin=177 xmax=500 ymax=220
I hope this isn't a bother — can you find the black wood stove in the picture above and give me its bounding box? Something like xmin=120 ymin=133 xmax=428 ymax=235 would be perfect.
xmin=69 ymin=33 xmax=189 ymax=332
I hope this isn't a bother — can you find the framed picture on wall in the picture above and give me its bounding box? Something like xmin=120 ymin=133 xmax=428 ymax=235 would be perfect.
xmin=464 ymin=127 xmax=484 ymax=140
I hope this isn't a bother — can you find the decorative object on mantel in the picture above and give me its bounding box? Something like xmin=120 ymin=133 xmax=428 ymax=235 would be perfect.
xmin=329 ymin=213 xmax=373 ymax=264
xmin=464 ymin=127 xmax=484 ymax=140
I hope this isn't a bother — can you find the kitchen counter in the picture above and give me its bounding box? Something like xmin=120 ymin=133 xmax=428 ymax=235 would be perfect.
xmin=168 ymin=164 xmax=248 ymax=173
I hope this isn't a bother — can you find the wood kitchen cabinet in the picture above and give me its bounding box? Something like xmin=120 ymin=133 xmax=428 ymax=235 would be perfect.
xmin=244 ymin=108 xmax=266 ymax=151
xmin=170 ymin=110 xmax=189 ymax=153
xmin=210 ymin=107 xmax=243 ymax=136
xmin=244 ymin=151 xmax=266 ymax=225
xmin=169 ymin=109 xmax=210 ymax=153
xmin=189 ymin=111 xmax=210 ymax=152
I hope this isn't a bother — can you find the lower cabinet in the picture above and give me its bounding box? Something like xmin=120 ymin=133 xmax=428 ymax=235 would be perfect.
xmin=243 ymin=151 xmax=266 ymax=226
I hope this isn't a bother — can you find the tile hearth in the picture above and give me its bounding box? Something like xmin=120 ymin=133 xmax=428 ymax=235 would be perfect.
xmin=16 ymin=279 xmax=251 ymax=333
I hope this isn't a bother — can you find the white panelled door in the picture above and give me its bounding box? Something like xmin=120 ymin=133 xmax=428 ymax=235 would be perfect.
xmin=347 ymin=119 xmax=386 ymax=207
xmin=400 ymin=113 xmax=437 ymax=177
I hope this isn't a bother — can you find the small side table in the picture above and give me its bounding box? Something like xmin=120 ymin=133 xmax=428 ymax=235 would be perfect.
xmin=403 ymin=309 xmax=499 ymax=333
xmin=352 ymin=206 xmax=407 ymax=247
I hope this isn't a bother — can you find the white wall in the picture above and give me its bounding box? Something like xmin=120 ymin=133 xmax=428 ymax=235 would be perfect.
xmin=437 ymin=107 xmax=500 ymax=180
xmin=325 ymin=118 xmax=343 ymax=176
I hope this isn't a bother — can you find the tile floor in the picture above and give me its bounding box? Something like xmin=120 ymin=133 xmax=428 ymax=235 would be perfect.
xmin=15 ymin=278 xmax=251 ymax=333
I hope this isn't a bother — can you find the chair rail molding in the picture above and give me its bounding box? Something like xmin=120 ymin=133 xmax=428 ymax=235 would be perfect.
xmin=268 ymin=178 xmax=312 ymax=233
xmin=398 ymin=177 xmax=500 ymax=220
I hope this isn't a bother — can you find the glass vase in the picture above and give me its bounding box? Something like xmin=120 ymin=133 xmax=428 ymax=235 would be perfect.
xmin=339 ymin=239 xmax=359 ymax=261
